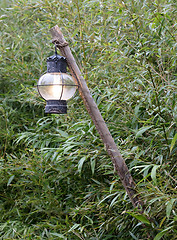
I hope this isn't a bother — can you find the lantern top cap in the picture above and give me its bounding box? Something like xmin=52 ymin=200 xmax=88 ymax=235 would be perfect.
xmin=47 ymin=54 xmax=66 ymax=62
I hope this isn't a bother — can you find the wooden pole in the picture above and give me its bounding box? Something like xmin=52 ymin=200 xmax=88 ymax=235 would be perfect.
xmin=50 ymin=25 xmax=143 ymax=209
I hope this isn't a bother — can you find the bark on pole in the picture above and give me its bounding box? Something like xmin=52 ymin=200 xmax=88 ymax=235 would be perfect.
xmin=50 ymin=25 xmax=143 ymax=209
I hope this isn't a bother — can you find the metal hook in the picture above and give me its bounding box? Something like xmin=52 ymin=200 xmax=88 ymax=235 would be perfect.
xmin=55 ymin=44 xmax=57 ymax=56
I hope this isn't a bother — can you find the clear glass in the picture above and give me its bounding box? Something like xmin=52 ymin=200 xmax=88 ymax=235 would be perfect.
xmin=37 ymin=73 xmax=77 ymax=100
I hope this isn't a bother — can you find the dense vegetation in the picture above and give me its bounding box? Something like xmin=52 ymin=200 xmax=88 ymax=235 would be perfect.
xmin=0 ymin=0 xmax=176 ymax=239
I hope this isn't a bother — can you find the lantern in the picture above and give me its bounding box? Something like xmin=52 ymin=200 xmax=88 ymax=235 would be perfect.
xmin=37 ymin=47 xmax=77 ymax=114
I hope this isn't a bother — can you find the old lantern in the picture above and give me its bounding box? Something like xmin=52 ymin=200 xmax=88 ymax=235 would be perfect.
xmin=37 ymin=46 xmax=77 ymax=114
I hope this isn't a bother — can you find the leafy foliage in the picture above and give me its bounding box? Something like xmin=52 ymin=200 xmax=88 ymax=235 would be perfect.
xmin=0 ymin=0 xmax=176 ymax=239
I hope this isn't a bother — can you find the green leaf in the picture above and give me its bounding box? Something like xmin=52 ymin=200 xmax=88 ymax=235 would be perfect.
xmin=78 ymin=156 xmax=86 ymax=173
xmin=110 ymin=195 xmax=119 ymax=208
xmin=50 ymin=233 xmax=67 ymax=240
xmin=90 ymin=159 xmax=96 ymax=175
xmin=159 ymin=216 xmax=166 ymax=228
xmin=63 ymin=145 xmax=77 ymax=154
xmin=151 ymin=165 xmax=160 ymax=185
xmin=98 ymin=193 xmax=117 ymax=205
xmin=50 ymin=233 xmax=67 ymax=239
xmin=166 ymin=199 xmax=176 ymax=220
xmin=68 ymin=224 xmax=80 ymax=232
xmin=85 ymin=215 xmax=93 ymax=224
xmin=56 ymin=129 xmax=69 ymax=138
xmin=7 ymin=175 xmax=15 ymax=186
xmin=170 ymin=133 xmax=177 ymax=153
xmin=129 ymin=231 xmax=139 ymax=240
xmin=135 ymin=126 xmax=153 ymax=138
xmin=154 ymin=227 xmax=172 ymax=240
xmin=127 ymin=212 xmax=150 ymax=225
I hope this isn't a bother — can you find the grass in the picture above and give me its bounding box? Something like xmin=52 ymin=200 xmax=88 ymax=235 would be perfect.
xmin=0 ymin=0 xmax=176 ymax=239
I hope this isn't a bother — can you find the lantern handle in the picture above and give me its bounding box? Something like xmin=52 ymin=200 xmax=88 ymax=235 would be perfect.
xmin=55 ymin=44 xmax=58 ymax=56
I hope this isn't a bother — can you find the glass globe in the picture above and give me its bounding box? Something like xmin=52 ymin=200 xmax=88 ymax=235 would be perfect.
xmin=37 ymin=72 xmax=77 ymax=101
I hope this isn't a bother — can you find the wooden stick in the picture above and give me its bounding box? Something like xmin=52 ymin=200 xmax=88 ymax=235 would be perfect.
xmin=50 ymin=25 xmax=143 ymax=208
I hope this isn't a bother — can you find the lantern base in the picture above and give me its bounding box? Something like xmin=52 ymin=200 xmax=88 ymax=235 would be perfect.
xmin=45 ymin=100 xmax=67 ymax=114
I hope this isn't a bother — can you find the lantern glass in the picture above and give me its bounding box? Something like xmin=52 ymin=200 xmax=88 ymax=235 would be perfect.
xmin=37 ymin=72 xmax=77 ymax=101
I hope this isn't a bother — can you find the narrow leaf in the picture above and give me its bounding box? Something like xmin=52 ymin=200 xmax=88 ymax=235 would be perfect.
xmin=159 ymin=216 xmax=166 ymax=228
xmin=63 ymin=145 xmax=76 ymax=154
xmin=170 ymin=133 xmax=177 ymax=153
xmin=110 ymin=195 xmax=119 ymax=208
xmin=50 ymin=233 xmax=67 ymax=239
xmin=98 ymin=193 xmax=117 ymax=205
xmin=78 ymin=157 xmax=86 ymax=173
xmin=154 ymin=227 xmax=172 ymax=240
xmin=56 ymin=129 xmax=69 ymax=138
xmin=151 ymin=165 xmax=160 ymax=185
xmin=90 ymin=159 xmax=96 ymax=175
xmin=68 ymin=224 xmax=80 ymax=232
xmin=127 ymin=212 xmax=150 ymax=225
xmin=129 ymin=231 xmax=139 ymax=240
xmin=166 ymin=199 xmax=176 ymax=220
xmin=135 ymin=126 xmax=153 ymax=138
xmin=7 ymin=175 xmax=15 ymax=186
